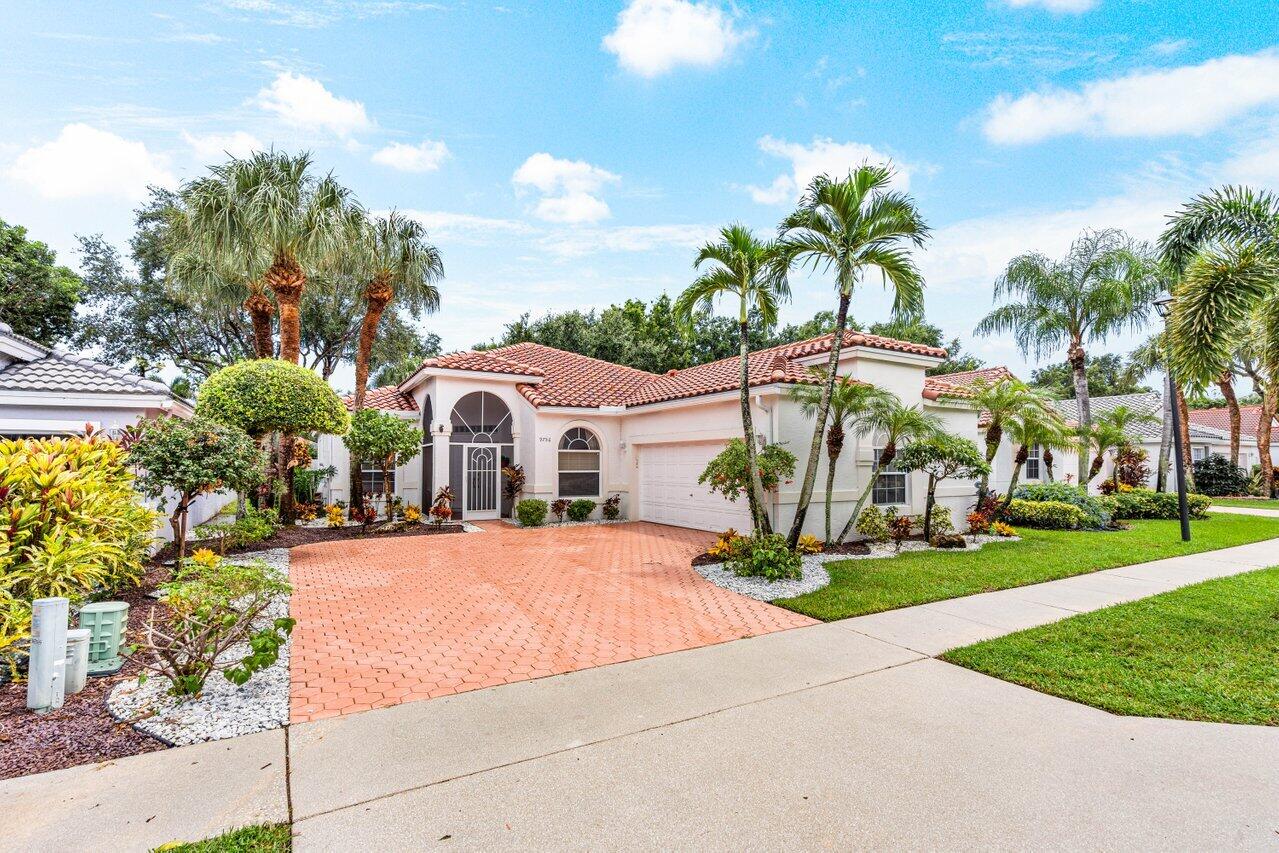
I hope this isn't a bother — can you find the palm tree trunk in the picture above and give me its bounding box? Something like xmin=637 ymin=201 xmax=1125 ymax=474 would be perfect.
xmin=787 ymin=290 xmax=851 ymax=548
xmin=1156 ymin=374 xmax=1173 ymax=492
xmin=1068 ymin=340 xmax=1091 ymax=485
xmin=1043 ymin=448 xmax=1055 ymax=482
xmin=244 ymin=292 xmax=275 ymax=359
xmin=1002 ymin=450 xmax=1027 ymax=511
xmin=823 ymin=421 xmax=843 ymax=544
xmin=837 ymin=444 xmax=895 ymax=542
xmin=1258 ymin=383 xmax=1277 ymax=498
xmin=1176 ymin=383 xmax=1194 ymax=492
xmin=738 ymin=320 xmax=769 ymax=534
xmin=979 ymin=421 xmax=1001 ymax=498
xmin=922 ymin=474 xmax=937 ymax=541
xmin=1216 ymin=370 xmax=1241 ymax=466
xmin=354 ymin=279 xmax=393 ymax=410
xmin=265 ymin=254 xmax=306 ymax=522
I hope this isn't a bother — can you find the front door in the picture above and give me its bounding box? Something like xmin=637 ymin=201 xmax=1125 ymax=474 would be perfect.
xmin=464 ymin=445 xmax=500 ymax=520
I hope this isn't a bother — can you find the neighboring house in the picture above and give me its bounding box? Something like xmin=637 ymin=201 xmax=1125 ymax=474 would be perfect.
xmin=1187 ymin=404 xmax=1279 ymax=471
xmin=0 ymin=321 xmax=223 ymax=540
xmin=317 ymin=331 xmax=981 ymax=535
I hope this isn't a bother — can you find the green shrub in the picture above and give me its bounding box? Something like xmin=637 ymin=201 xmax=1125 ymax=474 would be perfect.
xmin=567 ymin=499 xmax=596 ymax=522
xmin=928 ymin=506 xmax=955 ymax=537
xmin=725 ymin=533 xmax=803 ymax=582
xmin=1191 ymin=455 xmax=1251 ymax=496
xmin=1104 ymin=488 xmax=1211 ymax=520
xmin=854 ymin=506 xmax=890 ymax=543
xmin=1004 ymin=499 xmax=1087 ymax=530
xmin=1 ymin=432 xmax=158 ymax=673
xmin=196 ymin=359 xmax=349 ymax=438
xmin=128 ymin=555 xmax=293 ymax=697
xmin=516 ymin=499 xmax=548 ymax=526
xmin=699 ymin=439 xmax=797 ymax=502
xmin=1012 ymin=481 xmax=1111 ymax=529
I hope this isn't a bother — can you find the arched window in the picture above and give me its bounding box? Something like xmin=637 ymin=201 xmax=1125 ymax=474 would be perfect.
xmin=450 ymin=391 xmax=513 ymax=444
xmin=558 ymin=427 xmax=600 ymax=498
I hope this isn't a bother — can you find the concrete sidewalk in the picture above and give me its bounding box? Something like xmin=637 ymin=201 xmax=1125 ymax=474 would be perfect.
xmin=4 ymin=535 xmax=1277 ymax=852
xmin=1210 ymin=503 xmax=1279 ymax=518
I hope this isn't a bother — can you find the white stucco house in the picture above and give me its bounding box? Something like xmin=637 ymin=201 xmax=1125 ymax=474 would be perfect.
xmin=317 ymin=331 xmax=983 ymax=536
xmin=0 ymin=321 xmax=224 ymax=539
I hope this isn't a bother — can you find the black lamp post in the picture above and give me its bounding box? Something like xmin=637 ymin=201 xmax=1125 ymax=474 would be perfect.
xmin=1154 ymin=294 xmax=1192 ymax=542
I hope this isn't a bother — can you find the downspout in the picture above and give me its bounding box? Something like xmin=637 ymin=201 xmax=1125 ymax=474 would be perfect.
xmin=755 ymin=393 xmax=776 ymax=532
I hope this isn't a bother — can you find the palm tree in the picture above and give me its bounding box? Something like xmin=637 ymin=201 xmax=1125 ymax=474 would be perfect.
xmin=1082 ymin=406 xmax=1158 ymax=485
xmin=999 ymin=397 xmax=1070 ymax=508
xmin=179 ymin=151 xmax=362 ymax=364
xmin=349 ymin=212 xmax=443 ymax=409
xmin=790 ymin=371 xmax=893 ymax=543
xmin=675 ymin=225 xmax=790 ymax=533
xmin=1160 ymin=186 xmax=1279 ymax=496
xmin=1129 ymin=333 xmax=1175 ymax=491
xmin=975 ymin=228 xmax=1158 ymax=485
xmin=777 ymin=165 xmax=929 ymax=548
xmin=836 ymin=398 xmax=942 ymax=543
xmin=956 ymin=376 xmax=1041 ymax=498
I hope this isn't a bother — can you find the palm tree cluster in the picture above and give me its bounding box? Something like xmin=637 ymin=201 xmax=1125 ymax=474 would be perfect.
xmin=675 ymin=164 xmax=931 ymax=547
xmin=165 ymin=151 xmax=443 ymax=518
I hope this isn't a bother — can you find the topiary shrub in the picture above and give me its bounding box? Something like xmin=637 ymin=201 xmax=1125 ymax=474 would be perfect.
xmin=1012 ymin=481 xmax=1111 ymax=529
xmin=854 ymin=506 xmax=890 ymax=543
xmin=1191 ymin=455 xmax=1251 ymax=496
xmin=0 ymin=430 xmax=159 ymax=675
xmin=196 ymin=359 xmax=350 ymax=438
xmin=516 ymin=498 xmax=548 ymax=527
xmin=725 ymin=533 xmax=803 ymax=582
xmin=567 ymin=498 xmax=596 ymax=522
xmin=1004 ymin=498 xmax=1086 ymax=530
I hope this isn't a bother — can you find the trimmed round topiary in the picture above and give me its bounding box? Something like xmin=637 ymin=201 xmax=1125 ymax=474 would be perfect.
xmin=567 ymin=498 xmax=596 ymax=522
xmin=196 ymin=359 xmax=350 ymax=438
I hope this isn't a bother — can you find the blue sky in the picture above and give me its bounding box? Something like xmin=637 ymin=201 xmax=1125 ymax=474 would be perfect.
xmin=4 ymin=0 xmax=1278 ymax=389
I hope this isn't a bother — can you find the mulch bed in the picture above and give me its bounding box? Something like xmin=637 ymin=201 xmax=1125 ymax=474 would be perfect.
xmin=154 ymin=521 xmax=466 ymax=562
xmin=0 ymin=564 xmax=172 ymax=781
xmin=691 ymin=539 xmax=870 ymax=567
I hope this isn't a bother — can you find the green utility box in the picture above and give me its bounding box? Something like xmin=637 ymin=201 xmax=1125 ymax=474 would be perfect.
xmin=78 ymin=601 xmax=129 ymax=675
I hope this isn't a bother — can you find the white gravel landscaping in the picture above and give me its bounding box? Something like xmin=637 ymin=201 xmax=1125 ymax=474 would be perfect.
xmin=503 ymin=517 xmax=629 ymax=529
xmin=107 ymin=548 xmax=292 ymax=747
xmin=693 ymin=535 xmax=1021 ymax=602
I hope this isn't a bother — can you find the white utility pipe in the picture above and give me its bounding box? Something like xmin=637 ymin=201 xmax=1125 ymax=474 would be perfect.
xmin=27 ymin=597 xmax=69 ymax=713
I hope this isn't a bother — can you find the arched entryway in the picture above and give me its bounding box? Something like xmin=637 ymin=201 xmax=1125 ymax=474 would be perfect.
xmin=448 ymin=392 xmax=514 ymax=520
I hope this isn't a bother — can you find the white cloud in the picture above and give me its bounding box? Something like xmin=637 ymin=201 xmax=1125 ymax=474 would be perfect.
xmin=182 ymin=130 xmax=264 ymax=161
xmin=602 ymin=0 xmax=749 ymax=78
xmin=1149 ymin=38 xmax=1190 ymax=56
xmin=396 ymin=209 xmax=534 ymax=243
xmin=6 ymin=123 xmax=175 ymax=200
xmin=999 ymin=0 xmax=1097 ymax=12
xmin=1218 ymin=128 xmax=1279 ymax=186
xmin=745 ymin=135 xmax=911 ymax=204
xmin=254 ymin=71 xmax=371 ymax=137
xmin=538 ymin=223 xmax=717 ymax=258
xmin=512 ymin=152 xmax=619 ymax=223
xmin=984 ymin=49 xmax=1279 ymax=144
xmin=371 ymin=139 xmax=451 ymax=172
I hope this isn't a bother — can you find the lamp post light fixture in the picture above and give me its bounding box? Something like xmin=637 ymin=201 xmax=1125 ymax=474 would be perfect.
xmin=1154 ymin=293 xmax=1192 ymax=542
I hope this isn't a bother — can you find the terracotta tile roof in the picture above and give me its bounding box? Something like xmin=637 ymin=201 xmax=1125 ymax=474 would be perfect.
xmin=1188 ymin=404 xmax=1277 ymax=440
xmin=418 ymin=350 xmax=545 ymax=377
xmin=921 ymin=366 xmax=1016 ymax=402
xmin=345 ymin=386 xmax=417 ymax=412
xmin=399 ymin=330 xmax=943 ymax=410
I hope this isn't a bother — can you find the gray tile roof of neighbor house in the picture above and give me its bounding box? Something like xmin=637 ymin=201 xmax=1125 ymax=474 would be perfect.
xmin=0 ymin=322 xmax=176 ymax=397
xmin=1052 ymin=391 xmax=1227 ymax=442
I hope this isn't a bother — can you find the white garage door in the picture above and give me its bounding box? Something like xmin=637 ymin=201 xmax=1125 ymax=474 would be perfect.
xmin=638 ymin=442 xmax=753 ymax=533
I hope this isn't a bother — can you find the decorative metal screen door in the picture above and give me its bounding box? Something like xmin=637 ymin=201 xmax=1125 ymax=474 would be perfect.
xmin=465 ymin=445 xmax=499 ymax=519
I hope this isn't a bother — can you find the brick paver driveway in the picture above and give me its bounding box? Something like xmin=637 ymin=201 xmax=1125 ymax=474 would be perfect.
xmin=288 ymin=522 xmax=816 ymax=722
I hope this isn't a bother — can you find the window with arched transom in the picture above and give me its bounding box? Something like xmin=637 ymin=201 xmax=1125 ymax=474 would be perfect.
xmin=558 ymin=427 xmax=600 ymax=498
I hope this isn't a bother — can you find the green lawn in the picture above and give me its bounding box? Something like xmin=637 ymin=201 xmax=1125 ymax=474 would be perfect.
xmin=775 ymin=514 xmax=1279 ymax=622
xmin=1211 ymin=496 xmax=1279 ymax=510
xmin=942 ymin=568 xmax=1279 ymax=725
xmin=154 ymin=824 xmax=291 ymax=853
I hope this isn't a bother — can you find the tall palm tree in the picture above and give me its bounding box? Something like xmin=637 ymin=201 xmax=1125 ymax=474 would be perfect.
xmin=956 ymin=376 xmax=1041 ymax=498
xmin=1160 ymin=186 xmax=1279 ymax=496
xmin=998 ymin=396 xmax=1069 ymax=507
xmin=836 ymin=398 xmax=942 ymax=543
xmin=179 ymin=151 xmax=362 ymax=364
xmin=675 ymin=224 xmax=790 ymax=533
xmin=790 ymin=371 xmax=893 ymax=543
xmin=777 ymin=165 xmax=929 ymax=548
xmin=975 ymin=228 xmax=1158 ymax=485
xmin=350 ymin=212 xmax=443 ymax=409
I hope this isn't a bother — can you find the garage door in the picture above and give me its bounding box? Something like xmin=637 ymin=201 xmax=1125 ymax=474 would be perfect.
xmin=638 ymin=442 xmax=754 ymax=533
